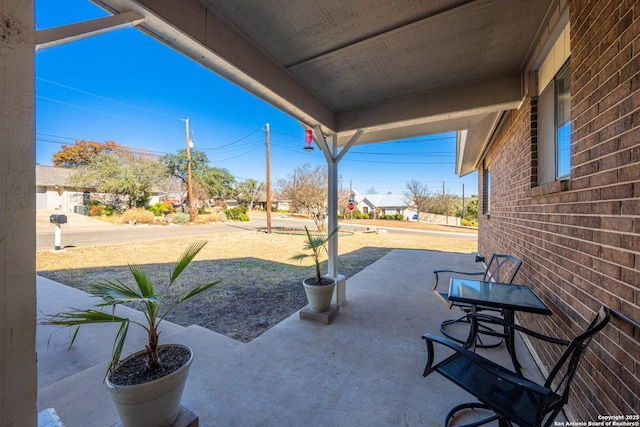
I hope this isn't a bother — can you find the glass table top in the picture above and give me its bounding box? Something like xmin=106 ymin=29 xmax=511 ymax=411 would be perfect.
xmin=448 ymin=278 xmax=551 ymax=314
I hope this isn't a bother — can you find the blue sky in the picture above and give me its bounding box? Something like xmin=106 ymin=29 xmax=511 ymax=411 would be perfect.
xmin=35 ymin=0 xmax=478 ymax=197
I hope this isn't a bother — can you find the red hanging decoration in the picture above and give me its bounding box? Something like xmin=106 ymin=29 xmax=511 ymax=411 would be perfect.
xmin=304 ymin=129 xmax=314 ymax=151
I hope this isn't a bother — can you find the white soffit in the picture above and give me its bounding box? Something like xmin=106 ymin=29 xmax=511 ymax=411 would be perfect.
xmin=88 ymin=0 xmax=557 ymax=162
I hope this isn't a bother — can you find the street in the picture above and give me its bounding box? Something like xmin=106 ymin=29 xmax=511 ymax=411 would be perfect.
xmin=36 ymin=210 xmax=476 ymax=251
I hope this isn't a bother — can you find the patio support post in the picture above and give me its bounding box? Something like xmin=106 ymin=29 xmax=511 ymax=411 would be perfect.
xmin=311 ymin=126 xmax=362 ymax=305
xmin=0 ymin=0 xmax=37 ymax=425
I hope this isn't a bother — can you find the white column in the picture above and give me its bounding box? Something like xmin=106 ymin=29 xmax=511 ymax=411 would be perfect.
xmin=0 ymin=0 xmax=37 ymax=425
xmin=326 ymin=136 xmax=339 ymax=277
xmin=324 ymin=136 xmax=347 ymax=305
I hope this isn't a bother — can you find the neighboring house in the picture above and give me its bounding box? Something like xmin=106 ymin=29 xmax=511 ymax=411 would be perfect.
xmin=357 ymin=193 xmax=411 ymax=218
xmin=36 ymin=164 xmax=180 ymax=211
xmin=255 ymin=191 xmax=290 ymax=212
xmin=35 ymin=165 xmax=91 ymax=212
xmin=356 ymin=192 xmax=460 ymax=225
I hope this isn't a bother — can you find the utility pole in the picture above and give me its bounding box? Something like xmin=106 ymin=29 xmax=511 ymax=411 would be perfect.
xmin=181 ymin=118 xmax=195 ymax=222
xmin=265 ymin=123 xmax=272 ymax=233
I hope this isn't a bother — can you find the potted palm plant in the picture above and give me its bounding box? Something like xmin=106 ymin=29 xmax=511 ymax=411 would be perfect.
xmin=290 ymin=226 xmax=339 ymax=313
xmin=42 ymin=240 xmax=220 ymax=427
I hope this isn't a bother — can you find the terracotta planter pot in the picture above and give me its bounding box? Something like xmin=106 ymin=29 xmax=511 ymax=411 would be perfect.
xmin=303 ymin=278 xmax=336 ymax=313
xmin=105 ymin=344 xmax=193 ymax=427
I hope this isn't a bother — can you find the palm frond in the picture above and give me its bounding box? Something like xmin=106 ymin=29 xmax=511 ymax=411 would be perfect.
xmin=290 ymin=253 xmax=312 ymax=263
xmin=178 ymin=279 xmax=221 ymax=303
xmin=128 ymin=264 xmax=155 ymax=298
xmin=108 ymin=321 xmax=130 ymax=376
xmin=42 ymin=240 xmax=218 ymax=379
xmin=169 ymin=240 xmax=207 ymax=284
xmin=44 ymin=308 xmax=130 ymax=326
xmin=89 ymin=279 xmax=144 ymax=304
xmin=158 ymin=279 xmax=221 ymax=324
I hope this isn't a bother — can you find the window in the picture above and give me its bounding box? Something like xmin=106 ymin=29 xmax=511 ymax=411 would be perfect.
xmin=483 ymin=165 xmax=491 ymax=215
xmin=538 ymin=61 xmax=571 ymax=184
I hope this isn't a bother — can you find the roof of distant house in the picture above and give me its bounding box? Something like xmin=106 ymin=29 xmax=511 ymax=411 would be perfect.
xmin=35 ymin=165 xmax=73 ymax=187
xmin=362 ymin=194 xmax=407 ymax=208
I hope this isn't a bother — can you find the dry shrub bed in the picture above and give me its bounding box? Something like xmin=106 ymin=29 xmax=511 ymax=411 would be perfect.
xmin=37 ymin=229 xmax=476 ymax=342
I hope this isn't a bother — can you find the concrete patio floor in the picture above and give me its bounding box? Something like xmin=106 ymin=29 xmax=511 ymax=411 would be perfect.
xmin=37 ymin=249 xmax=559 ymax=426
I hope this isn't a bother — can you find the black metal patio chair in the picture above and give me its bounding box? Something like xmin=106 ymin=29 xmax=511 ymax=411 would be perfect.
xmin=432 ymin=253 xmax=522 ymax=347
xmin=422 ymin=306 xmax=611 ymax=427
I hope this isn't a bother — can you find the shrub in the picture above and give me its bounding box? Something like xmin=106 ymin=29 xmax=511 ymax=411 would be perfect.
xmin=461 ymin=218 xmax=478 ymax=227
xmin=172 ymin=212 xmax=190 ymax=224
xmin=148 ymin=202 xmax=171 ymax=216
xmin=101 ymin=204 xmax=116 ymax=216
xmin=120 ymin=208 xmax=155 ymax=224
xmin=194 ymin=213 xmax=221 ymax=224
xmin=224 ymin=207 xmax=250 ymax=222
xmin=86 ymin=201 xmax=116 ymax=216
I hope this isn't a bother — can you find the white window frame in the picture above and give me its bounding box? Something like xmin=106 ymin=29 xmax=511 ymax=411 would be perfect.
xmin=538 ymin=60 xmax=571 ymax=185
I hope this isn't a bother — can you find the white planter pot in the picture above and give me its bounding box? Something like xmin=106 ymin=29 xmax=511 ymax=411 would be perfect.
xmin=303 ymin=278 xmax=336 ymax=313
xmin=106 ymin=344 xmax=193 ymax=427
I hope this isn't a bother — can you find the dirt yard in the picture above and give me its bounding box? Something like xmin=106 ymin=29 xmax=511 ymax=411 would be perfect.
xmin=37 ymin=220 xmax=477 ymax=343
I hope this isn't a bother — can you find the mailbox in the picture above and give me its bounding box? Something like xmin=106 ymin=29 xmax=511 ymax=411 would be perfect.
xmin=49 ymin=214 xmax=68 ymax=224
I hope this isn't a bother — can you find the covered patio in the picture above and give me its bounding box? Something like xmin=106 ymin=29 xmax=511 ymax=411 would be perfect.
xmin=2 ymin=0 xmax=638 ymax=424
xmin=37 ymin=249 xmax=551 ymax=426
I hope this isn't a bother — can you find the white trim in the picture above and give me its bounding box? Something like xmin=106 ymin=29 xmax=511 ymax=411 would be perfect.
xmin=537 ymin=21 xmax=571 ymax=95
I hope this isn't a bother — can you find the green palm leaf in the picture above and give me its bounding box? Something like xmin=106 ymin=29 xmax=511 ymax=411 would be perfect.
xmin=129 ymin=264 xmax=155 ymax=298
xmin=89 ymin=279 xmax=159 ymax=307
xmin=178 ymin=280 xmax=222 ymax=303
xmin=46 ymin=308 xmax=131 ymax=326
xmin=42 ymin=239 xmax=218 ymax=379
xmin=170 ymin=240 xmax=207 ymax=284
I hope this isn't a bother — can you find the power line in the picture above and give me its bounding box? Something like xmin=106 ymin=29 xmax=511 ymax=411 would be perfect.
xmin=196 ymin=127 xmax=263 ymax=150
xmin=36 ymin=95 xmax=177 ymax=131
xmin=37 ymin=77 xmax=177 ymax=120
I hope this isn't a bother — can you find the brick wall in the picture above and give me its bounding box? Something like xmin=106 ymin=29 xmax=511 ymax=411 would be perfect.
xmin=478 ymin=0 xmax=639 ymax=418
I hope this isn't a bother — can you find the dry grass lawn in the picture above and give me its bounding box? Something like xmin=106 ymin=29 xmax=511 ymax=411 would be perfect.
xmin=37 ymin=223 xmax=477 ymax=342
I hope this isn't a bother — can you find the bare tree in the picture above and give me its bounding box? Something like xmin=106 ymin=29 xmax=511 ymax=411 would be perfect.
xmin=433 ymin=193 xmax=458 ymax=217
xmin=404 ymin=180 xmax=433 ymax=221
xmin=277 ymin=163 xmax=328 ymax=231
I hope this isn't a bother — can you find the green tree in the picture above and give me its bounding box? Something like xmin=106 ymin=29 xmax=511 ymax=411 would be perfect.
xmin=200 ymin=167 xmax=235 ymax=199
xmin=68 ymin=151 xmax=168 ymax=208
xmin=162 ymin=149 xmax=209 ymax=184
xmin=464 ymin=198 xmax=479 ymax=220
xmin=52 ymin=139 xmax=124 ymax=168
xmin=162 ymin=149 xmax=235 ymax=204
xmin=235 ymin=179 xmax=264 ymax=209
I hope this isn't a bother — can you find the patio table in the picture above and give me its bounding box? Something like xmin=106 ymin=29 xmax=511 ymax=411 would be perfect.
xmin=448 ymin=278 xmax=552 ymax=374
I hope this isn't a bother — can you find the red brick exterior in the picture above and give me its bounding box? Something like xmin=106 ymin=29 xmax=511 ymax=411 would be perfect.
xmin=478 ymin=0 xmax=639 ymax=418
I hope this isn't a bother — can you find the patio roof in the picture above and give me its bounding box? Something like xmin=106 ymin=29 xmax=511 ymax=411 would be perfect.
xmin=82 ymin=0 xmax=560 ymax=175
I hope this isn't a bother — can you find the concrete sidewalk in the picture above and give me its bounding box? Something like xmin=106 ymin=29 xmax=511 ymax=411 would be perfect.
xmin=37 ymin=250 xmax=552 ymax=427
